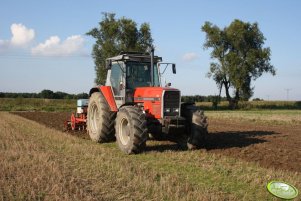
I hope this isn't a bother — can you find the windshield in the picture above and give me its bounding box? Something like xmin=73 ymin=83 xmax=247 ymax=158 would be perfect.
xmin=126 ymin=62 xmax=160 ymax=89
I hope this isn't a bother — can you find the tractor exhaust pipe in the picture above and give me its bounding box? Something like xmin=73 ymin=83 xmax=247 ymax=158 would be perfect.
xmin=150 ymin=47 xmax=154 ymax=87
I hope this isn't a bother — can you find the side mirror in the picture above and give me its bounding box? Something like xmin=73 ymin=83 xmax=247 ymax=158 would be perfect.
xmin=106 ymin=60 xmax=112 ymax=70
xmin=172 ymin=64 xmax=176 ymax=74
xmin=165 ymin=83 xmax=171 ymax=87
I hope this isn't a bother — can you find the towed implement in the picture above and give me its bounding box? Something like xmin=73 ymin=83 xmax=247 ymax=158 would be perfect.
xmin=64 ymin=99 xmax=88 ymax=131
xmin=66 ymin=49 xmax=208 ymax=154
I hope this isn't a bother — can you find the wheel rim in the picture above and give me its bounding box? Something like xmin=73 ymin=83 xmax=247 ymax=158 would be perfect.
xmin=119 ymin=117 xmax=130 ymax=145
xmin=90 ymin=103 xmax=100 ymax=133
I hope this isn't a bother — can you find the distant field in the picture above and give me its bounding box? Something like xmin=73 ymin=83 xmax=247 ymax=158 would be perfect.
xmin=1 ymin=112 xmax=301 ymax=200
xmin=195 ymin=101 xmax=301 ymax=125
xmin=0 ymin=98 xmax=75 ymax=112
xmin=206 ymin=110 xmax=301 ymax=125
xmin=196 ymin=100 xmax=301 ymax=110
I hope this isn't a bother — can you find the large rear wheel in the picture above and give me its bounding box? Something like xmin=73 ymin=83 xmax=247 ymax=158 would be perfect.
xmin=115 ymin=106 xmax=148 ymax=154
xmin=87 ymin=92 xmax=116 ymax=142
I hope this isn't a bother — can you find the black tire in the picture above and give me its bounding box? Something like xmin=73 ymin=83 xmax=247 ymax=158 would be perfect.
xmin=181 ymin=102 xmax=197 ymax=135
xmin=187 ymin=110 xmax=208 ymax=150
xmin=115 ymin=106 xmax=148 ymax=154
xmin=87 ymin=92 xmax=116 ymax=142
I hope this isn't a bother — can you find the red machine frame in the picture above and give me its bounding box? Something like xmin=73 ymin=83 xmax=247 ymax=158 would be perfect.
xmin=64 ymin=103 xmax=88 ymax=131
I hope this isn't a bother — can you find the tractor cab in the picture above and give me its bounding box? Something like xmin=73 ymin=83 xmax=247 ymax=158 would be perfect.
xmin=105 ymin=52 xmax=175 ymax=108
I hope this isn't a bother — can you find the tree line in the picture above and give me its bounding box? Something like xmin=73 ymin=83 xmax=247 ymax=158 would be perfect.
xmin=0 ymin=89 xmax=89 ymax=99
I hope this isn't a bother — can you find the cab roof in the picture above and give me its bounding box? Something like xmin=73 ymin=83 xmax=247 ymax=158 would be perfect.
xmin=107 ymin=52 xmax=162 ymax=63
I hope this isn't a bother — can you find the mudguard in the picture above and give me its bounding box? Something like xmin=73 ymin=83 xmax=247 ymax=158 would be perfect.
xmin=89 ymin=86 xmax=118 ymax=112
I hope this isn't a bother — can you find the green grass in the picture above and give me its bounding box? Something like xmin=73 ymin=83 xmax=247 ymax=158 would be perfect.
xmin=0 ymin=98 xmax=75 ymax=112
xmin=1 ymin=112 xmax=300 ymax=200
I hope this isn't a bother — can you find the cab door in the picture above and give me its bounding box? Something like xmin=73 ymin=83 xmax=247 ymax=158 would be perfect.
xmin=109 ymin=62 xmax=125 ymax=108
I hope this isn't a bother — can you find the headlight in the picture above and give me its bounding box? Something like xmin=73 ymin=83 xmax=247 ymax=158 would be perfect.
xmin=173 ymin=108 xmax=179 ymax=113
xmin=164 ymin=108 xmax=171 ymax=113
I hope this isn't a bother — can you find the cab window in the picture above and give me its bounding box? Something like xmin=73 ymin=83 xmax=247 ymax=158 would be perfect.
xmin=110 ymin=63 xmax=122 ymax=96
xmin=126 ymin=62 xmax=160 ymax=89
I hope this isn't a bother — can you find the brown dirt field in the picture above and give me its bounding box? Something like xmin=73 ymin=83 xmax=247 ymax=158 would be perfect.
xmin=12 ymin=111 xmax=301 ymax=173
xmin=206 ymin=119 xmax=301 ymax=173
xmin=12 ymin=111 xmax=90 ymax=140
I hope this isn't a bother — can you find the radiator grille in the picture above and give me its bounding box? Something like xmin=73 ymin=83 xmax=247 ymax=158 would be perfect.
xmin=163 ymin=90 xmax=180 ymax=117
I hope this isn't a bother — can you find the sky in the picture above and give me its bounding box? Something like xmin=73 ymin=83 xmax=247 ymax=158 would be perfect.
xmin=0 ymin=0 xmax=300 ymax=100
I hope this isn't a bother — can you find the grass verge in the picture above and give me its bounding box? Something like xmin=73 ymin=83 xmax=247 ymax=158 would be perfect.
xmin=0 ymin=112 xmax=300 ymax=200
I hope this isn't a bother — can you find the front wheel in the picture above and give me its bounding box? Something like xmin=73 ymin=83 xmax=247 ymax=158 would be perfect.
xmin=115 ymin=106 xmax=148 ymax=154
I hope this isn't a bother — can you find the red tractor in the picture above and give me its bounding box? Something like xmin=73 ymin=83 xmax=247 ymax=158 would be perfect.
xmin=87 ymin=49 xmax=208 ymax=154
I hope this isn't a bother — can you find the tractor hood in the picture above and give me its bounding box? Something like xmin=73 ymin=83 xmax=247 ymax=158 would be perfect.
xmin=133 ymin=87 xmax=181 ymax=119
xmin=134 ymin=87 xmax=178 ymax=100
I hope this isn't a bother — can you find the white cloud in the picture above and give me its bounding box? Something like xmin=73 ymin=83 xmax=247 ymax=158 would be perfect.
xmin=0 ymin=23 xmax=35 ymax=51
xmin=31 ymin=35 xmax=84 ymax=56
xmin=182 ymin=52 xmax=199 ymax=62
xmin=0 ymin=23 xmax=85 ymax=56
xmin=10 ymin=23 xmax=35 ymax=46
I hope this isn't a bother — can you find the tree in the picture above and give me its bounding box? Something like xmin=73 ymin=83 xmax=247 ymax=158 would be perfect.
xmin=202 ymin=19 xmax=276 ymax=109
xmin=40 ymin=89 xmax=54 ymax=99
xmin=87 ymin=13 xmax=154 ymax=85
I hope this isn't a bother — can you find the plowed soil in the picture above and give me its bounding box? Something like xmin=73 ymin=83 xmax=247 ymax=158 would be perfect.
xmin=12 ymin=111 xmax=301 ymax=173
xmin=12 ymin=111 xmax=89 ymax=140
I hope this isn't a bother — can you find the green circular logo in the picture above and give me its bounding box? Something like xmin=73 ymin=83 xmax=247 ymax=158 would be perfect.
xmin=267 ymin=181 xmax=299 ymax=200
